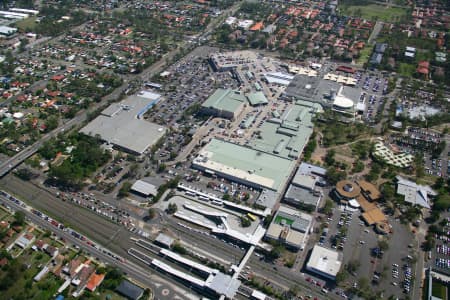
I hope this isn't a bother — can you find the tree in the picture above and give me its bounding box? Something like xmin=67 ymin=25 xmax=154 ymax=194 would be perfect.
xmin=352 ymin=161 xmax=364 ymax=173
xmin=326 ymin=167 xmax=347 ymax=185
xmin=267 ymin=245 xmax=282 ymax=261
xmin=240 ymin=215 xmax=251 ymax=227
xmin=346 ymin=260 xmax=360 ymax=274
xmin=172 ymin=243 xmax=187 ymax=255
xmin=15 ymin=168 xmax=33 ymax=181
xmin=148 ymin=208 xmax=156 ymax=219
xmin=118 ymin=181 xmax=132 ymax=198
xmin=322 ymin=199 xmax=334 ymax=215
xmin=13 ymin=211 xmax=25 ymax=226
xmin=378 ymin=239 xmax=389 ymax=251
xmin=335 ymin=270 xmax=348 ymax=286
xmin=166 ymin=203 xmax=178 ymax=214
xmin=325 ymin=149 xmax=336 ymax=166
xmin=157 ymin=163 xmax=166 ymax=173
xmin=102 ymin=267 xmax=123 ymax=290
xmin=263 ymin=214 xmax=273 ymax=227
xmin=44 ymin=115 xmax=59 ymax=132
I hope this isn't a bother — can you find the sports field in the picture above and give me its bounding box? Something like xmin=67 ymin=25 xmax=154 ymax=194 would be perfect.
xmin=274 ymin=215 xmax=294 ymax=225
xmin=340 ymin=4 xmax=408 ymax=23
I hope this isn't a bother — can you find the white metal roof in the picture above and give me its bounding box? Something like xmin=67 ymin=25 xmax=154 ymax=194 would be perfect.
xmin=131 ymin=180 xmax=157 ymax=196
xmin=306 ymin=245 xmax=342 ymax=278
xmin=333 ymin=95 xmax=354 ymax=109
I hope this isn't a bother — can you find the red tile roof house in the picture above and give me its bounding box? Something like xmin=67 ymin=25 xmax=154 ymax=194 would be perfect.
xmin=51 ymin=74 xmax=65 ymax=82
xmin=416 ymin=61 xmax=430 ymax=79
xmin=86 ymin=273 xmax=106 ymax=292
xmin=0 ymin=220 xmax=9 ymax=229
xmin=0 ymin=257 xmax=8 ymax=267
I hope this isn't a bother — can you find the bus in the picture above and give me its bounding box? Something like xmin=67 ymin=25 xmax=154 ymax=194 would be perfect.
xmin=247 ymin=213 xmax=256 ymax=221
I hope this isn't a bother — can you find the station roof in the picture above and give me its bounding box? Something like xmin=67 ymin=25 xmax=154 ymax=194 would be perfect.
xmin=201 ymin=89 xmax=247 ymax=113
xmin=155 ymin=233 xmax=174 ymax=247
xmin=206 ymin=272 xmax=241 ymax=299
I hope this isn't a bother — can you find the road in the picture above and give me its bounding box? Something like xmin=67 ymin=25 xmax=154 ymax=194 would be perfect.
xmin=159 ymin=215 xmax=340 ymax=300
xmin=0 ymin=2 xmax=241 ymax=179
xmin=3 ymin=172 xmax=338 ymax=299
xmin=368 ymin=21 xmax=384 ymax=45
xmin=0 ymin=174 xmax=200 ymax=300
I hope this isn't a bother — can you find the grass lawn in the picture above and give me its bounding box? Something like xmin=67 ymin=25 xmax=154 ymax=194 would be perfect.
xmin=0 ymin=207 xmax=8 ymax=220
xmin=357 ymin=45 xmax=372 ymax=65
xmin=340 ymin=4 xmax=408 ymax=22
xmin=398 ymin=63 xmax=416 ymax=77
xmin=14 ymin=16 xmax=37 ymax=31
xmin=0 ymin=248 xmax=62 ymax=300
xmin=432 ymin=280 xmax=447 ymax=299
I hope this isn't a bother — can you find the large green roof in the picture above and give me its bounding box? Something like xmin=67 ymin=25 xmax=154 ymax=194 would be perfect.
xmin=199 ymin=138 xmax=295 ymax=192
xmin=201 ymin=89 xmax=247 ymax=113
xmin=250 ymin=102 xmax=314 ymax=159
xmin=247 ymin=91 xmax=268 ymax=106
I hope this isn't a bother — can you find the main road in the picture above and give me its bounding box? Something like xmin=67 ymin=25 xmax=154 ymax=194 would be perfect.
xmin=2 ymin=174 xmax=338 ymax=299
xmin=0 ymin=1 xmax=241 ymax=178
xmin=0 ymin=175 xmax=200 ymax=300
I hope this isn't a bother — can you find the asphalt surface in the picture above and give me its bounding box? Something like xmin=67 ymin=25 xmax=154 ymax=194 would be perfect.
xmin=0 ymin=2 xmax=241 ymax=179
xmin=158 ymin=215 xmax=340 ymax=300
xmin=2 ymin=173 xmax=339 ymax=299
xmin=0 ymin=174 xmax=199 ymax=300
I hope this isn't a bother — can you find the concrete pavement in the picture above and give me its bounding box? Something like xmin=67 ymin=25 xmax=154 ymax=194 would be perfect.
xmin=0 ymin=176 xmax=198 ymax=299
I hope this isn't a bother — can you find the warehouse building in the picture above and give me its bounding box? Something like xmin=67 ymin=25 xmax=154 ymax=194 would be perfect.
xmin=80 ymin=91 xmax=166 ymax=155
xmin=200 ymin=89 xmax=247 ymax=120
xmin=265 ymin=205 xmax=313 ymax=251
xmin=306 ymin=245 xmax=342 ymax=280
